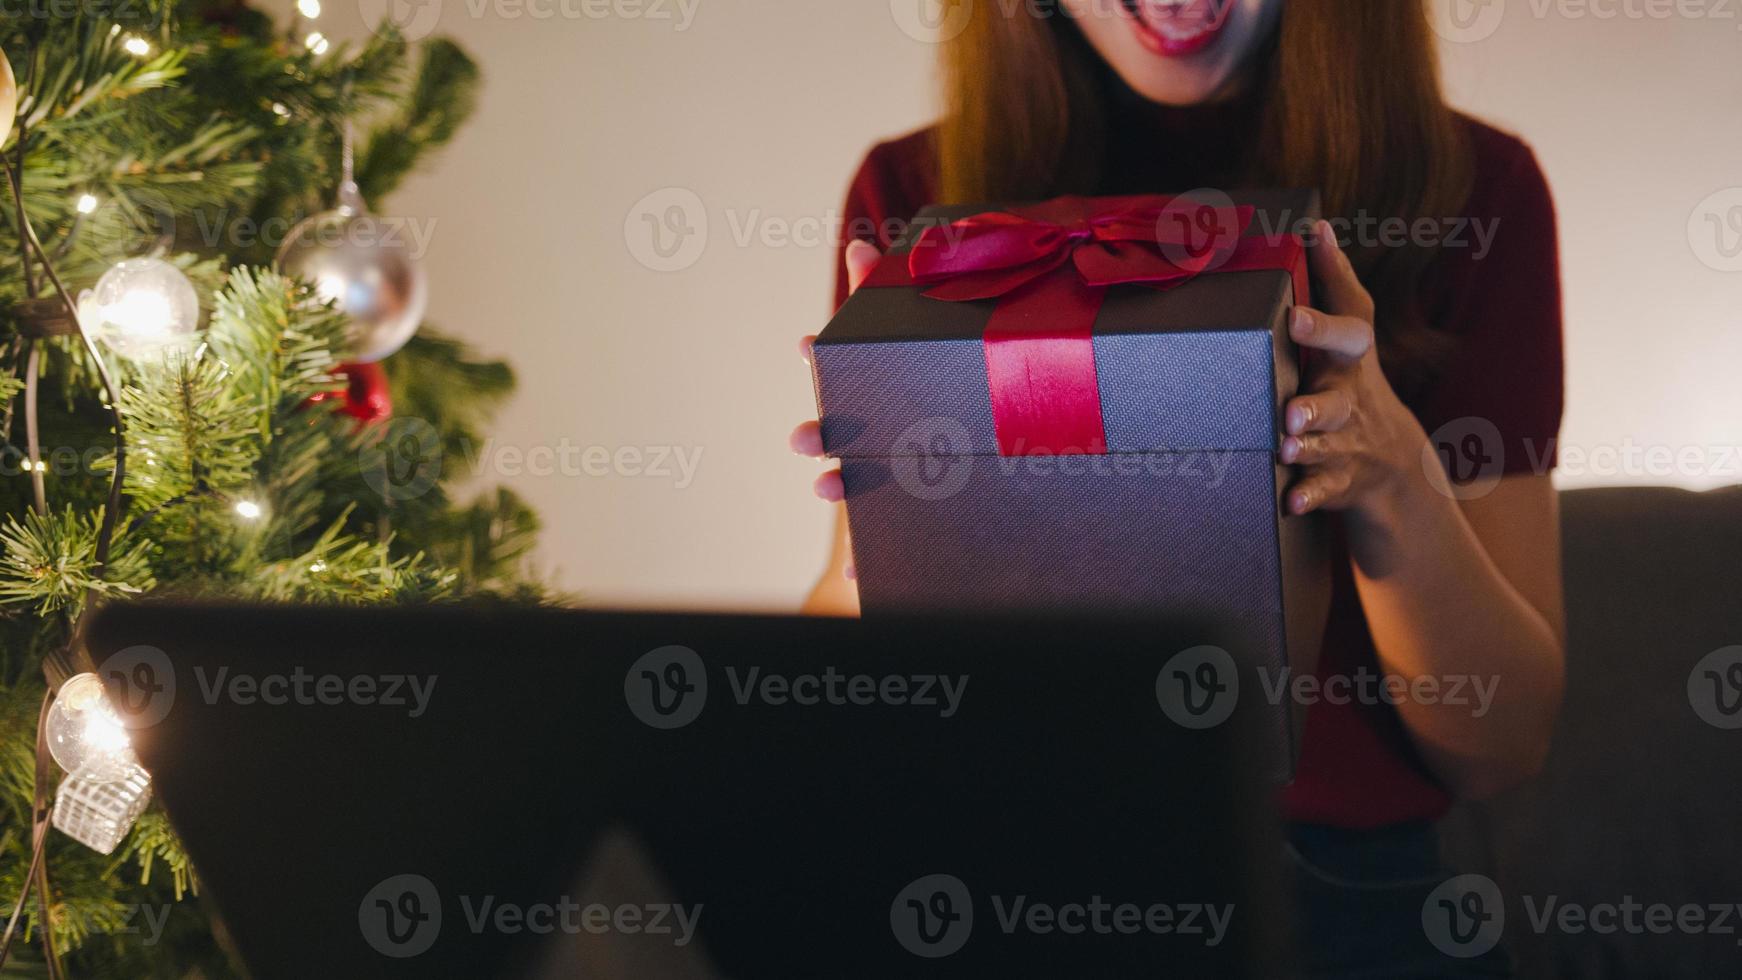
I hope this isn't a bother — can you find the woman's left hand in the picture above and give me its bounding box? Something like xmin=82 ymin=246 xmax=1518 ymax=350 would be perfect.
xmin=1279 ymin=220 xmax=1432 ymax=520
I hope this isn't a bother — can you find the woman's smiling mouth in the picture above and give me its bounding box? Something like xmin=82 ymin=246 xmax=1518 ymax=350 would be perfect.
xmin=1120 ymin=0 xmax=1236 ymax=58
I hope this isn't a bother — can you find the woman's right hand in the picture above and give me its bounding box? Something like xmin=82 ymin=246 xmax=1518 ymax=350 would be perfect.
xmin=792 ymin=238 xmax=881 ymax=615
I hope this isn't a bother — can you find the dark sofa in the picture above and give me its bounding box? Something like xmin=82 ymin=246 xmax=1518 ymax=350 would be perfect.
xmin=1438 ymin=486 xmax=1742 ymax=978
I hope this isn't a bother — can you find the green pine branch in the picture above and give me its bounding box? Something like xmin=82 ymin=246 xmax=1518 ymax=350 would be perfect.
xmin=0 ymin=6 xmax=545 ymax=972
xmin=0 ymin=505 xmax=153 ymax=617
xmin=357 ymin=38 xmax=480 ymax=203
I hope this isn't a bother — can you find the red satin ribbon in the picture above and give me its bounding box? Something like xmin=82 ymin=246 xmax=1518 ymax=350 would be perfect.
xmin=863 ymin=194 xmax=1310 ymax=456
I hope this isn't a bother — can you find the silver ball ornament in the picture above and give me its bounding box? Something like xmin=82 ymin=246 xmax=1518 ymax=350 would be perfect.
xmin=275 ymin=184 xmax=427 ymax=362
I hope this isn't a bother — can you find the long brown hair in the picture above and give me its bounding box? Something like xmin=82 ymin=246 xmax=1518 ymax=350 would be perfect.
xmin=937 ymin=0 xmax=1472 ymax=382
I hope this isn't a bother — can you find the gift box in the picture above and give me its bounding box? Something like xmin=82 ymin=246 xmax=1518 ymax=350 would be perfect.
xmin=810 ymin=191 xmax=1332 ymax=778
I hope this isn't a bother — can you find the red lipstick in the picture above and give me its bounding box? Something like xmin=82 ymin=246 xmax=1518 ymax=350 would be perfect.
xmin=1121 ymin=0 xmax=1236 ymax=58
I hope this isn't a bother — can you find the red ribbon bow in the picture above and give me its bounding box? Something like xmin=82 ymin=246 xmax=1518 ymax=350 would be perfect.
xmin=864 ymin=194 xmax=1309 ymax=456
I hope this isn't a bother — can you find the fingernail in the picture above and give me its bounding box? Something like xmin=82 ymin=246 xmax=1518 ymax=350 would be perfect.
xmin=1316 ymin=220 xmax=1338 ymax=247
xmin=1291 ymin=490 xmax=1312 ymax=514
xmin=1292 ymin=308 xmax=1314 ymax=337
xmin=1280 ymin=437 xmax=1300 ymax=463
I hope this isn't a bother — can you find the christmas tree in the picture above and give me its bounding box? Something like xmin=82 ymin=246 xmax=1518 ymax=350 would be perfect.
xmin=0 ymin=3 xmax=544 ymax=974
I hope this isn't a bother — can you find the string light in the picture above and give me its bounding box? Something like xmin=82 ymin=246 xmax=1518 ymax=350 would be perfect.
xmin=75 ymin=193 xmax=98 ymax=214
xmin=45 ymin=674 xmax=135 ymax=775
xmin=122 ymin=36 xmax=151 ymax=57
xmin=81 ymin=257 xmax=201 ymax=361
xmin=234 ymin=499 xmax=263 ymax=520
xmin=305 ymin=32 xmax=330 ymax=55
xmin=297 ymin=0 xmax=322 ymax=17
xmin=46 ymin=674 xmax=153 ymax=855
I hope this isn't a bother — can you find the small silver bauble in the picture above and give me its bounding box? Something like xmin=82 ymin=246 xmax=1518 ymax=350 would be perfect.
xmin=275 ymin=182 xmax=428 ymax=362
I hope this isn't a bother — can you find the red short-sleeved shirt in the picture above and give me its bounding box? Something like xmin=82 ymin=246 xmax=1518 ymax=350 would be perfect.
xmin=831 ymin=104 xmax=1565 ymax=830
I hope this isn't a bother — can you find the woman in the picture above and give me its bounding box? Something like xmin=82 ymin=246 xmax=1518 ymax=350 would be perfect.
xmin=792 ymin=1 xmax=1565 ymax=975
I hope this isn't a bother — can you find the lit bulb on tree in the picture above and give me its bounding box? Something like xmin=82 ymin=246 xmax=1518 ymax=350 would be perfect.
xmin=45 ymin=672 xmax=137 ymax=775
xmin=0 ymin=46 xmax=15 ymax=148
xmin=276 ymin=179 xmax=427 ymax=363
xmin=81 ymin=257 xmax=201 ymax=361
xmin=46 ymin=673 xmax=154 ymax=854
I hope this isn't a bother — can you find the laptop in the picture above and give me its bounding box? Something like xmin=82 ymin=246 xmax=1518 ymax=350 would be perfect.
xmin=87 ymin=602 xmax=1290 ymax=978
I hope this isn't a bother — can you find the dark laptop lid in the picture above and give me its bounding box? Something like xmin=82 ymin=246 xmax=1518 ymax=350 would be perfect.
xmin=87 ymin=602 xmax=1288 ymax=978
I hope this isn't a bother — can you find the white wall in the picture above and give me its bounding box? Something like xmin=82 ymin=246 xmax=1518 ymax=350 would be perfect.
xmin=272 ymin=0 xmax=1741 ymax=609
xmin=1433 ymin=0 xmax=1742 ymax=494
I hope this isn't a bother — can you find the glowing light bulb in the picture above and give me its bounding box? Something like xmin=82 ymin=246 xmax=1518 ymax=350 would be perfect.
xmin=235 ymin=499 xmax=263 ymax=520
xmin=83 ymin=258 xmax=200 ymax=361
xmin=297 ymin=0 xmax=322 ymax=16
xmin=305 ymin=32 xmax=330 ymax=55
xmin=313 ymin=271 xmax=349 ymax=305
xmin=122 ymin=36 xmax=151 ymax=57
xmin=76 ymin=193 xmax=99 ymax=214
xmin=46 ymin=673 xmax=136 ymax=775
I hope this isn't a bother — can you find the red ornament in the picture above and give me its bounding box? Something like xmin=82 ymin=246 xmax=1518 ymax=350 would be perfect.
xmin=305 ymin=361 xmax=392 ymax=427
